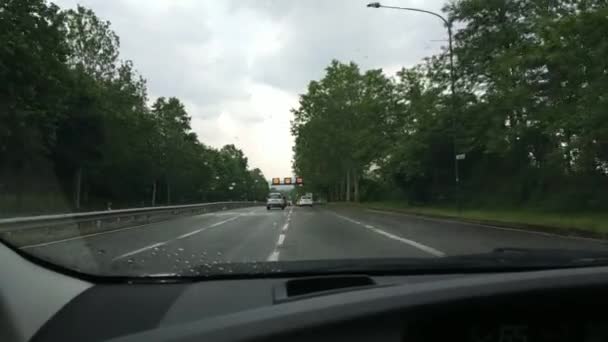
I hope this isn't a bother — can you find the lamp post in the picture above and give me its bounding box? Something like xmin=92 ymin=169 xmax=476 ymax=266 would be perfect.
xmin=367 ymin=2 xmax=460 ymax=208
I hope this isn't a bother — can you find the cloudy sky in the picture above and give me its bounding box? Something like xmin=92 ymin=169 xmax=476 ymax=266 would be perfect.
xmin=55 ymin=0 xmax=447 ymax=179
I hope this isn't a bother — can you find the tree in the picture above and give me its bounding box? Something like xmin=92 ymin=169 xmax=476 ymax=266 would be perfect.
xmin=292 ymin=0 xmax=608 ymax=210
xmin=0 ymin=0 xmax=70 ymax=210
xmin=292 ymin=60 xmax=394 ymax=202
xmin=1 ymin=2 xmax=265 ymax=215
xmin=64 ymin=5 xmax=119 ymax=81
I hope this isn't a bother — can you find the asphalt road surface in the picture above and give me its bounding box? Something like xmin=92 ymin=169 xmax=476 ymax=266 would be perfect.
xmin=20 ymin=205 xmax=608 ymax=276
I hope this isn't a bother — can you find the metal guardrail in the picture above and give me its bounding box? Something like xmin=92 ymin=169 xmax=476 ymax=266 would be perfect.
xmin=0 ymin=201 xmax=259 ymax=233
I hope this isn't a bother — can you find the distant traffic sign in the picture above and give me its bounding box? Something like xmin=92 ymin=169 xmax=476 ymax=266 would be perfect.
xmin=295 ymin=177 xmax=303 ymax=185
xmin=283 ymin=177 xmax=292 ymax=185
xmin=272 ymin=178 xmax=281 ymax=185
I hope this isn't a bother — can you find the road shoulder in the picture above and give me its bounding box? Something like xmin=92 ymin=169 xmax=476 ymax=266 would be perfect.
xmin=330 ymin=203 xmax=608 ymax=241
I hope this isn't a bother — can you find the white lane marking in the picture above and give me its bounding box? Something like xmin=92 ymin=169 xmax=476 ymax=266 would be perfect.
xmin=112 ymin=215 xmax=242 ymax=261
xmin=267 ymin=250 xmax=280 ymax=261
xmin=176 ymin=230 xmax=202 ymax=239
xmin=268 ymin=213 xmax=291 ymax=261
xmin=113 ymin=242 xmax=166 ymax=261
xmin=287 ymin=207 xmax=294 ymax=222
xmin=20 ymin=222 xmax=152 ymax=249
xmin=176 ymin=216 xmax=240 ymax=239
xmin=340 ymin=216 xmax=361 ymax=225
xmin=368 ymin=227 xmax=445 ymax=257
xmin=333 ymin=213 xmax=445 ymax=257
xmin=365 ymin=209 xmax=607 ymax=242
xmin=277 ymin=234 xmax=286 ymax=246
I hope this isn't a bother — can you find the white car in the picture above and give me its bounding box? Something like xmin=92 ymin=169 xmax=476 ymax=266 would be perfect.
xmin=299 ymin=196 xmax=313 ymax=207
xmin=266 ymin=193 xmax=286 ymax=210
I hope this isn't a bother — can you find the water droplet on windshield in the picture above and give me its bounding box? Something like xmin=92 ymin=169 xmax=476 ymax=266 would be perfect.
xmin=153 ymin=247 xmax=160 ymax=251
xmin=178 ymin=248 xmax=184 ymax=252
xmin=218 ymin=267 xmax=225 ymax=271
xmin=216 ymin=251 xmax=222 ymax=256
xmin=127 ymin=259 xmax=133 ymax=264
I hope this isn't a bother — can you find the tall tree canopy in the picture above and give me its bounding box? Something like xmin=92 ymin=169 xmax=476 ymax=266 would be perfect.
xmin=0 ymin=0 xmax=268 ymax=215
xmin=292 ymin=0 xmax=608 ymax=211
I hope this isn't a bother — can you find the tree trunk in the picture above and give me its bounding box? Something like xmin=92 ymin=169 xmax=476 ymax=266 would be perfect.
xmin=151 ymin=180 xmax=157 ymax=206
xmin=353 ymin=169 xmax=359 ymax=202
xmin=166 ymin=181 xmax=171 ymax=205
xmin=333 ymin=184 xmax=337 ymax=202
xmin=15 ymin=163 xmax=24 ymax=212
xmin=345 ymin=169 xmax=351 ymax=202
xmin=74 ymin=167 xmax=82 ymax=210
xmin=83 ymin=180 xmax=89 ymax=205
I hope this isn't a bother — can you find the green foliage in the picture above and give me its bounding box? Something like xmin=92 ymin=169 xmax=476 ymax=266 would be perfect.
xmin=344 ymin=201 xmax=608 ymax=234
xmin=292 ymin=60 xmax=395 ymax=202
xmin=293 ymin=0 xmax=608 ymax=210
xmin=0 ymin=1 xmax=267 ymax=214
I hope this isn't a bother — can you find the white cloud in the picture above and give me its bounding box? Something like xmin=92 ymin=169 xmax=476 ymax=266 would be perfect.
xmin=55 ymin=0 xmax=448 ymax=178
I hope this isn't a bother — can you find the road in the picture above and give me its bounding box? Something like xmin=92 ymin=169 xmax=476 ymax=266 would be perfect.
xmin=20 ymin=205 xmax=608 ymax=276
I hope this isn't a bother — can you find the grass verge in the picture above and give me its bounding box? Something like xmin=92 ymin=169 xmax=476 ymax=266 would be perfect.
xmin=332 ymin=201 xmax=608 ymax=239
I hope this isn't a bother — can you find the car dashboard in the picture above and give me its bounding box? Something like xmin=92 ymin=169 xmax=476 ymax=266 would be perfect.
xmin=22 ymin=265 xmax=608 ymax=342
xmin=401 ymin=293 xmax=608 ymax=342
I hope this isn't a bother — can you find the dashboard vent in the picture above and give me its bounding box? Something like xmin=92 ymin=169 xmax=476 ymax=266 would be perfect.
xmin=274 ymin=275 xmax=376 ymax=302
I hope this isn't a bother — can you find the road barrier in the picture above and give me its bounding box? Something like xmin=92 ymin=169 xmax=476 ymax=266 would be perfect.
xmin=0 ymin=201 xmax=261 ymax=247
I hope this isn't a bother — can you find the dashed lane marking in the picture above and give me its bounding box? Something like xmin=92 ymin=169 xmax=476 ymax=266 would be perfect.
xmin=277 ymin=234 xmax=286 ymax=246
xmin=267 ymin=214 xmax=292 ymax=262
xmin=267 ymin=250 xmax=280 ymax=262
xmin=112 ymin=215 xmax=242 ymax=261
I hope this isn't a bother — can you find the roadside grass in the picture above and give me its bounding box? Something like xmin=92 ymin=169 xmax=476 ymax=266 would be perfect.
xmin=332 ymin=201 xmax=608 ymax=237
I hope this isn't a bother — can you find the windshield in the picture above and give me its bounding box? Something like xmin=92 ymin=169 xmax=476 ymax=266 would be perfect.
xmin=2 ymin=0 xmax=608 ymax=278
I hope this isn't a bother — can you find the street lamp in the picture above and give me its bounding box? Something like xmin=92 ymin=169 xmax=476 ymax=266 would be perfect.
xmin=366 ymin=2 xmax=461 ymax=207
